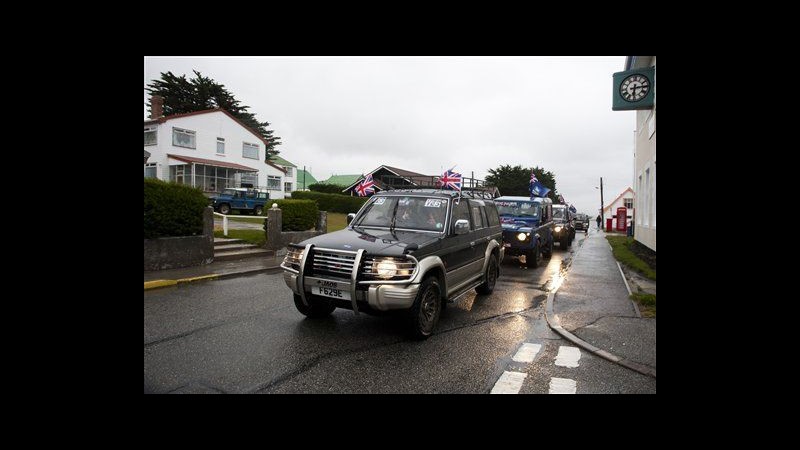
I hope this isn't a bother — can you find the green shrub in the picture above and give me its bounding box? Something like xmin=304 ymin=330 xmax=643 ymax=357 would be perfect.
xmin=291 ymin=191 xmax=368 ymax=214
xmin=268 ymin=199 xmax=318 ymax=231
xmin=144 ymin=178 xmax=210 ymax=239
xmin=308 ymin=183 xmax=348 ymax=194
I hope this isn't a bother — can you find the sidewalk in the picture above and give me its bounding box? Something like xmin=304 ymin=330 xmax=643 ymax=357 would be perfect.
xmin=545 ymin=228 xmax=656 ymax=378
xmin=144 ymin=253 xmax=284 ymax=289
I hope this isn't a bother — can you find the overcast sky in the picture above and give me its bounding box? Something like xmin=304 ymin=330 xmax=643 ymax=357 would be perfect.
xmin=144 ymin=56 xmax=636 ymax=215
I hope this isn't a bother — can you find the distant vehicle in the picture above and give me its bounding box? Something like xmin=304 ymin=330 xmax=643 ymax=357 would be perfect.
xmin=209 ymin=188 xmax=269 ymax=215
xmin=574 ymin=213 xmax=590 ymax=231
xmin=495 ymin=196 xmax=554 ymax=267
xmin=552 ymin=204 xmax=575 ymax=248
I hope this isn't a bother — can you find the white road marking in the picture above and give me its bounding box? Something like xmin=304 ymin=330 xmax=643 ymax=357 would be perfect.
xmin=555 ymin=345 xmax=581 ymax=367
xmin=512 ymin=343 xmax=542 ymax=363
xmin=490 ymin=371 xmax=528 ymax=394
xmin=549 ymin=377 xmax=577 ymax=394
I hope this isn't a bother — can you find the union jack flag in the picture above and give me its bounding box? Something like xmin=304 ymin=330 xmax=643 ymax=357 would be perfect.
xmin=355 ymin=174 xmax=375 ymax=197
xmin=439 ymin=168 xmax=462 ymax=191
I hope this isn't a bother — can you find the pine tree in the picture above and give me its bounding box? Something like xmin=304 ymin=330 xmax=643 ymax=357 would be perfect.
xmin=146 ymin=70 xmax=282 ymax=159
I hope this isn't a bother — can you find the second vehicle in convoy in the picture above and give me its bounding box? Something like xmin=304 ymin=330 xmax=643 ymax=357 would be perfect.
xmin=552 ymin=204 xmax=576 ymax=249
xmin=495 ymin=196 xmax=554 ymax=267
xmin=280 ymin=188 xmax=503 ymax=339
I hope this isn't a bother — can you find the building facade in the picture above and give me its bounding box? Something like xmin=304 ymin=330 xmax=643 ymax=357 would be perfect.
xmin=143 ymin=102 xmax=288 ymax=199
xmin=602 ymin=187 xmax=635 ymax=230
xmin=628 ymin=56 xmax=656 ymax=251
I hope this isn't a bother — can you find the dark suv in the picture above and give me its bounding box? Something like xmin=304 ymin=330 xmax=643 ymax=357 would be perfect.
xmin=495 ymin=196 xmax=554 ymax=268
xmin=280 ymin=189 xmax=503 ymax=339
xmin=552 ymin=204 xmax=575 ymax=248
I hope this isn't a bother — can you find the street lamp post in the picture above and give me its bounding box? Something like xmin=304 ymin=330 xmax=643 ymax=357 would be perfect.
xmin=595 ymin=177 xmax=605 ymax=231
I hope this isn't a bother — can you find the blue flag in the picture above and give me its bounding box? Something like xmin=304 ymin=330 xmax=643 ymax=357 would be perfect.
xmin=529 ymin=171 xmax=551 ymax=198
xmin=569 ymin=204 xmax=577 ymax=214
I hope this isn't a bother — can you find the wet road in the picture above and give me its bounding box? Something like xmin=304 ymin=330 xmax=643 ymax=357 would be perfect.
xmin=144 ymin=231 xmax=655 ymax=393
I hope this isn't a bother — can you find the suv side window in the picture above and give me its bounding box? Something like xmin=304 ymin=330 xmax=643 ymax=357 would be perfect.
xmin=450 ymin=200 xmax=472 ymax=232
xmin=470 ymin=200 xmax=485 ymax=230
xmin=484 ymin=203 xmax=500 ymax=227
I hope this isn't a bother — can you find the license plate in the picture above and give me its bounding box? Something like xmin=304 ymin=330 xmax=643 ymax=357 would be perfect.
xmin=312 ymin=285 xmax=351 ymax=300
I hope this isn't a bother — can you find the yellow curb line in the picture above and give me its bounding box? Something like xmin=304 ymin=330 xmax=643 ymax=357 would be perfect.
xmin=144 ymin=274 xmax=220 ymax=290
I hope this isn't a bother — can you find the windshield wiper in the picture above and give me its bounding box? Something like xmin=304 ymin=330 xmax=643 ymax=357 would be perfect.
xmin=389 ymin=199 xmax=400 ymax=234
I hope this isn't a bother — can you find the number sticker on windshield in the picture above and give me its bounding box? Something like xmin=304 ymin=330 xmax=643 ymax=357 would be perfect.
xmin=424 ymin=199 xmax=443 ymax=208
xmin=373 ymin=197 xmax=386 ymax=205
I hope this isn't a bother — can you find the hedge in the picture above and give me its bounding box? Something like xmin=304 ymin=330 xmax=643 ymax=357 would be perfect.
xmin=144 ymin=178 xmax=209 ymax=239
xmin=308 ymin=183 xmax=348 ymax=195
xmin=268 ymin=199 xmax=319 ymax=231
xmin=290 ymin=191 xmax=368 ymax=214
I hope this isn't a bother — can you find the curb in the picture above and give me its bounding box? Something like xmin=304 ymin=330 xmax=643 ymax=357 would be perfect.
xmin=616 ymin=261 xmax=641 ymax=318
xmin=144 ymin=265 xmax=282 ymax=291
xmin=544 ymin=234 xmax=656 ymax=379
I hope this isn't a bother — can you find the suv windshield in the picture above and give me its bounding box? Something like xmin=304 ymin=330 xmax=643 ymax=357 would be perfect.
xmin=355 ymin=196 xmax=448 ymax=232
xmin=221 ymin=189 xmax=237 ymax=196
xmin=553 ymin=207 xmax=566 ymax=220
xmin=496 ymin=201 xmax=539 ymax=218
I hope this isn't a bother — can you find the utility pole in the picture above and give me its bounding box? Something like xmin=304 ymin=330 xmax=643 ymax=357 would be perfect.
xmin=303 ymin=165 xmax=306 ymax=190
xmin=600 ymin=176 xmax=604 ymax=229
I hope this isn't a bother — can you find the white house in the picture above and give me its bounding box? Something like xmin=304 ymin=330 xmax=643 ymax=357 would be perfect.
xmin=602 ymin=187 xmax=635 ymax=230
xmin=143 ymin=98 xmax=288 ymax=199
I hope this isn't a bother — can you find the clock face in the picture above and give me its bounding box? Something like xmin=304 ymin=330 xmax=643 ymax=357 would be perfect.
xmin=620 ymin=74 xmax=651 ymax=102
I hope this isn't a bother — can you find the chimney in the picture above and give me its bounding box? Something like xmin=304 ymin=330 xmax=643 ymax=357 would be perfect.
xmin=150 ymin=95 xmax=164 ymax=119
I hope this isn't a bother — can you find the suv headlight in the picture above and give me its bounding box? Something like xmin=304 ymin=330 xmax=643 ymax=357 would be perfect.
xmin=376 ymin=260 xmax=398 ymax=278
xmin=554 ymin=226 xmax=563 ymax=233
xmin=516 ymin=232 xmax=528 ymax=241
xmin=282 ymin=246 xmax=304 ymax=271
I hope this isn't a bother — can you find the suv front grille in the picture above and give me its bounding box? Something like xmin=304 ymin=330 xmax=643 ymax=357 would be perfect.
xmin=310 ymin=249 xmax=357 ymax=279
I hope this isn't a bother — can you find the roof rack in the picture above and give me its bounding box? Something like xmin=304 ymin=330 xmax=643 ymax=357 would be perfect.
xmin=375 ymin=174 xmax=501 ymax=198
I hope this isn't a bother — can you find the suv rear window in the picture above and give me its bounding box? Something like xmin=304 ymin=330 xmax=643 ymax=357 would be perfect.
xmin=484 ymin=203 xmax=500 ymax=227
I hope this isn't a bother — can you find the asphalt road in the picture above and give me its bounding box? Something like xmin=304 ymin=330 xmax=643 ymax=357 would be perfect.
xmin=144 ymin=231 xmax=655 ymax=394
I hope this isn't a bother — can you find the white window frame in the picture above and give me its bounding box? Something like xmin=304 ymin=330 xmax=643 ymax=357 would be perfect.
xmin=624 ymin=198 xmax=633 ymax=209
xmin=172 ymin=127 xmax=196 ymax=149
xmin=284 ymin=181 xmax=293 ymax=193
xmin=267 ymin=175 xmax=281 ymax=190
xmin=242 ymin=142 xmax=259 ymax=160
xmin=144 ymin=162 xmax=157 ymax=178
xmin=284 ymin=166 xmax=293 ymax=177
xmin=216 ymin=137 xmax=225 ymax=155
xmin=144 ymin=126 xmax=157 ymax=146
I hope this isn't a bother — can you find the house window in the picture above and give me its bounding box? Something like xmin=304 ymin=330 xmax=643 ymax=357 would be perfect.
xmin=284 ymin=182 xmax=292 ymax=193
xmin=172 ymin=128 xmax=196 ymax=149
xmin=144 ymin=163 xmax=157 ymax=178
xmin=243 ymin=142 xmax=259 ymax=159
xmin=284 ymin=166 xmax=293 ymax=177
xmin=267 ymin=175 xmax=281 ymax=190
xmin=144 ymin=127 xmax=157 ymax=146
xmin=217 ymin=137 xmax=225 ymax=155
xmin=240 ymin=172 xmax=258 ymax=188
xmin=624 ymin=198 xmax=633 ymax=209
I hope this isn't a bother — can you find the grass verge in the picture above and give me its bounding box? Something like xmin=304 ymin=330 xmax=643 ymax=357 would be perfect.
xmin=605 ymin=236 xmax=656 ymax=280
xmin=213 ymin=229 xmax=266 ymax=246
xmin=630 ymin=292 xmax=656 ymax=318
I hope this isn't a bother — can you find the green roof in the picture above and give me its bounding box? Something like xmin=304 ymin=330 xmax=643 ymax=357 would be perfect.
xmin=323 ymin=174 xmax=362 ymax=187
xmin=295 ymin=169 xmax=318 ymax=188
xmin=268 ymin=155 xmax=297 ymax=168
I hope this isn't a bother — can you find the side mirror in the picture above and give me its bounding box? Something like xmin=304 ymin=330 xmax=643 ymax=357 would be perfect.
xmin=454 ymin=219 xmax=470 ymax=235
xmin=346 ymin=213 xmax=356 ymax=224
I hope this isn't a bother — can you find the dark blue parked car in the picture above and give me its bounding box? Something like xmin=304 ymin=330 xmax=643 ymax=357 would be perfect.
xmin=496 ymin=196 xmax=554 ymax=267
xmin=210 ymin=188 xmax=270 ymax=215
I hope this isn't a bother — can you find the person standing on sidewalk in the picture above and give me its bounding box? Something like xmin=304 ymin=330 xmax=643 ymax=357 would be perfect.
xmin=596 ymin=214 xmax=602 ymax=231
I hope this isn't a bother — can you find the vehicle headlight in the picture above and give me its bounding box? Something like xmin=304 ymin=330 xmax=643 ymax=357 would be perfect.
xmin=517 ymin=232 xmax=528 ymax=241
xmin=376 ymin=260 xmax=398 ymax=278
xmin=282 ymin=247 xmax=304 ymax=270
xmin=555 ymin=226 xmax=563 ymax=233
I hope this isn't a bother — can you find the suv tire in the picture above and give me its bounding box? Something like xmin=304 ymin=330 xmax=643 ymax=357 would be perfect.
xmin=542 ymin=236 xmax=553 ymax=258
xmin=255 ymin=205 xmax=263 ymax=216
xmin=293 ymin=294 xmax=336 ymax=318
xmin=526 ymin=243 xmax=542 ymax=268
xmin=218 ymin=204 xmax=231 ymax=215
xmin=408 ymin=277 xmax=442 ymax=340
xmin=476 ymin=254 xmax=499 ymax=294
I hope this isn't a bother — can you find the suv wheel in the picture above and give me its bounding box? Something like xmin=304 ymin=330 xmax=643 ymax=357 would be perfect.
xmin=218 ymin=204 xmax=231 ymax=215
xmin=293 ymin=294 xmax=336 ymax=318
xmin=476 ymin=254 xmax=499 ymax=294
xmin=255 ymin=205 xmax=263 ymax=216
xmin=542 ymin=236 xmax=553 ymax=258
xmin=408 ymin=277 xmax=442 ymax=340
xmin=526 ymin=243 xmax=542 ymax=268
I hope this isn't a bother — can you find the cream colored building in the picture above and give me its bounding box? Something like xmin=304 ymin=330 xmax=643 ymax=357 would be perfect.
xmin=628 ymin=56 xmax=656 ymax=251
